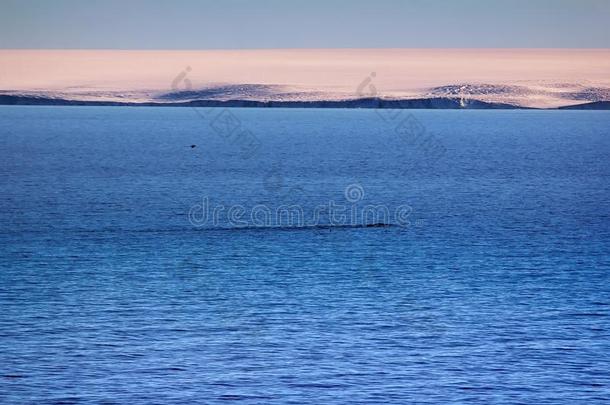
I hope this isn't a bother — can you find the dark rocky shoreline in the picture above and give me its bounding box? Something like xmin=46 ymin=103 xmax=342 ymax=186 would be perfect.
xmin=0 ymin=94 xmax=608 ymax=109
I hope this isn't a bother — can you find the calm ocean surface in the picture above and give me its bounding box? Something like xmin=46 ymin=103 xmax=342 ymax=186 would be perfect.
xmin=1 ymin=106 xmax=609 ymax=403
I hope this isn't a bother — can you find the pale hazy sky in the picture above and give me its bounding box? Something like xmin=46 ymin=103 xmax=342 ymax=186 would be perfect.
xmin=0 ymin=0 xmax=609 ymax=49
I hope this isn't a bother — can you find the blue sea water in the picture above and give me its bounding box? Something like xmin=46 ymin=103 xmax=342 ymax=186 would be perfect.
xmin=1 ymin=106 xmax=609 ymax=404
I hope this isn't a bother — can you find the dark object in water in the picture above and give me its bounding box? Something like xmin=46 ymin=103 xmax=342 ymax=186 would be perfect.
xmin=187 ymin=222 xmax=398 ymax=233
xmin=365 ymin=223 xmax=392 ymax=228
xmin=190 ymin=144 xmax=197 ymax=148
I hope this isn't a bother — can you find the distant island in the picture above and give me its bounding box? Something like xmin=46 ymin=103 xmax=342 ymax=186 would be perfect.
xmin=1 ymin=94 xmax=609 ymax=109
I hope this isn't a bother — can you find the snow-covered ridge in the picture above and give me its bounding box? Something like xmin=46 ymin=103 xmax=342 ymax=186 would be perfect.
xmin=424 ymin=83 xmax=610 ymax=108
xmin=1 ymin=80 xmax=609 ymax=109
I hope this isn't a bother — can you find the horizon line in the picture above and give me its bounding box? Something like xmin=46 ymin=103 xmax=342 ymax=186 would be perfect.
xmin=2 ymin=47 xmax=610 ymax=51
